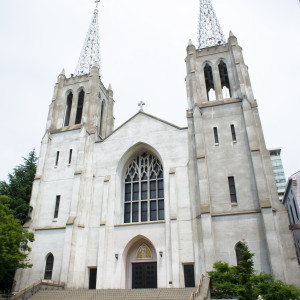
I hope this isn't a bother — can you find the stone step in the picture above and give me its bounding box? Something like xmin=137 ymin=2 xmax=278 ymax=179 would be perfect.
xmin=29 ymin=288 xmax=195 ymax=300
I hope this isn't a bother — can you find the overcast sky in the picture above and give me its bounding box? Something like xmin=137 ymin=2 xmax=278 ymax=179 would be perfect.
xmin=0 ymin=0 xmax=299 ymax=182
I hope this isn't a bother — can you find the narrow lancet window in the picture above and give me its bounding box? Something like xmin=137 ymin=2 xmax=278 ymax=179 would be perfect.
xmin=75 ymin=90 xmax=85 ymax=124
xmin=55 ymin=151 xmax=60 ymax=166
xmin=44 ymin=253 xmax=54 ymax=280
xmin=64 ymin=92 xmax=73 ymax=126
xmin=213 ymin=127 xmax=219 ymax=144
xmin=218 ymin=61 xmax=231 ymax=99
xmin=124 ymin=152 xmax=164 ymax=223
xmin=68 ymin=149 xmax=73 ymax=164
xmin=231 ymin=124 xmax=237 ymax=142
xmin=204 ymin=64 xmax=216 ymax=101
xmin=54 ymin=195 xmax=60 ymax=218
xmin=99 ymin=101 xmax=105 ymax=136
xmin=235 ymin=242 xmax=245 ymax=265
xmin=228 ymin=176 xmax=237 ymax=204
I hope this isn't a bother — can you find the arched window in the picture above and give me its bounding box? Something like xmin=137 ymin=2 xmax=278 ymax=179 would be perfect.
xmin=124 ymin=152 xmax=164 ymax=223
xmin=218 ymin=61 xmax=231 ymax=98
xmin=235 ymin=242 xmax=245 ymax=265
xmin=204 ymin=64 xmax=216 ymax=101
xmin=44 ymin=253 xmax=54 ymax=280
xmin=64 ymin=92 xmax=73 ymax=126
xmin=75 ymin=90 xmax=85 ymax=124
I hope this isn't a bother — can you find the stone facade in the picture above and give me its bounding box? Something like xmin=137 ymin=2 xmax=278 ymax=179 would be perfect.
xmin=14 ymin=33 xmax=300 ymax=291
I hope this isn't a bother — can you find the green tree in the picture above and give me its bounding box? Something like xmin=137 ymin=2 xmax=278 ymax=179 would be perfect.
xmin=0 ymin=196 xmax=34 ymax=292
xmin=208 ymin=241 xmax=300 ymax=300
xmin=0 ymin=149 xmax=37 ymax=225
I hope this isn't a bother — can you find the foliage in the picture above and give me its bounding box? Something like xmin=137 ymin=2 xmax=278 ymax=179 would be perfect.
xmin=0 ymin=149 xmax=37 ymax=225
xmin=0 ymin=197 xmax=34 ymax=291
xmin=208 ymin=241 xmax=300 ymax=300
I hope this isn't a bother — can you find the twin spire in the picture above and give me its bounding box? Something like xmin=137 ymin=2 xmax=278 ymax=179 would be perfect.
xmin=74 ymin=0 xmax=225 ymax=76
xmin=74 ymin=1 xmax=101 ymax=76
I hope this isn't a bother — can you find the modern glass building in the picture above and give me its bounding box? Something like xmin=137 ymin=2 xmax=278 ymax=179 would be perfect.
xmin=282 ymin=171 xmax=300 ymax=265
xmin=269 ymin=148 xmax=286 ymax=202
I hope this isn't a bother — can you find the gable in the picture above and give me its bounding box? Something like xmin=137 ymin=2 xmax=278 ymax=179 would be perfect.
xmin=99 ymin=112 xmax=187 ymax=142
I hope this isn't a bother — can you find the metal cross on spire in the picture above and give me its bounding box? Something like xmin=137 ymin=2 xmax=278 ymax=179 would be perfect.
xmin=138 ymin=101 xmax=145 ymax=111
xmin=74 ymin=1 xmax=101 ymax=76
xmin=198 ymin=0 xmax=226 ymax=50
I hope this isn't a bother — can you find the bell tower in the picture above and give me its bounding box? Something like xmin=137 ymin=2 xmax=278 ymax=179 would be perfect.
xmin=46 ymin=1 xmax=114 ymax=138
xmin=186 ymin=0 xmax=300 ymax=286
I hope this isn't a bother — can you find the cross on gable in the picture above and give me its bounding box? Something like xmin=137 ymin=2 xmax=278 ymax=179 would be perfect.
xmin=138 ymin=101 xmax=145 ymax=111
xmin=95 ymin=0 xmax=100 ymax=7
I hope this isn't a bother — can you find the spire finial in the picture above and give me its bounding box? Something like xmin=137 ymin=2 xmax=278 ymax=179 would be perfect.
xmin=198 ymin=0 xmax=226 ymax=49
xmin=74 ymin=1 xmax=101 ymax=76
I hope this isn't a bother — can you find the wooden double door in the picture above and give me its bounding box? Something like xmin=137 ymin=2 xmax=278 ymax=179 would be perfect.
xmin=132 ymin=262 xmax=157 ymax=289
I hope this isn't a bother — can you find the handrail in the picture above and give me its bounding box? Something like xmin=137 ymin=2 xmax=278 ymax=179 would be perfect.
xmin=190 ymin=274 xmax=204 ymax=300
xmin=11 ymin=279 xmax=42 ymax=298
xmin=190 ymin=274 xmax=210 ymax=300
xmin=7 ymin=279 xmax=65 ymax=300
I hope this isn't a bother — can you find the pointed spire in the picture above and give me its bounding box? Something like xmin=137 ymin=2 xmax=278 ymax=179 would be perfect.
xmin=74 ymin=1 xmax=101 ymax=77
xmin=198 ymin=0 xmax=226 ymax=49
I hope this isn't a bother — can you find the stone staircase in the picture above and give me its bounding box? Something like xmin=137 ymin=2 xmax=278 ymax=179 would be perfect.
xmin=28 ymin=288 xmax=195 ymax=300
xmin=4 ymin=275 xmax=210 ymax=300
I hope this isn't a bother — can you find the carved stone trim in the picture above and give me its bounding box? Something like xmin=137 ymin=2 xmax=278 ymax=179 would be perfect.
xmin=104 ymin=175 xmax=111 ymax=182
xmin=23 ymin=220 xmax=32 ymax=228
xmin=186 ymin=110 xmax=193 ymax=118
xmin=212 ymin=209 xmax=260 ymax=217
xmin=66 ymin=216 xmax=76 ymax=225
xmin=251 ymin=101 xmax=258 ymax=108
xmin=250 ymin=147 xmax=260 ymax=152
xmin=201 ymin=204 xmax=211 ymax=214
xmin=199 ymin=98 xmax=242 ymax=109
xmin=114 ymin=220 xmax=165 ymax=227
xmin=260 ymin=198 xmax=272 ymax=208
xmin=169 ymin=168 xmax=176 ymax=175
xmin=35 ymin=226 xmax=66 ymax=231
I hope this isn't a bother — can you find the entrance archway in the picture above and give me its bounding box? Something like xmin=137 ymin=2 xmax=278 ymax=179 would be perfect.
xmin=124 ymin=236 xmax=157 ymax=289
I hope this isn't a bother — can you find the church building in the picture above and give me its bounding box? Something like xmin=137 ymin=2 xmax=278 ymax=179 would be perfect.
xmin=15 ymin=0 xmax=300 ymax=291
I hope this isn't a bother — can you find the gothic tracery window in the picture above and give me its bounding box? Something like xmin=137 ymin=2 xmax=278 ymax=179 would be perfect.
xmin=235 ymin=242 xmax=245 ymax=265
xmin=64 ymin=92 xmax=73 ymax=126
xmin=218 ymin=61 xmax=231 ymax=98
xmin=124 ymin=152 xmax=164 ymax=223
xmin=75 ymin=90 xmax=85 ymax=124
xmin=44 ymin=253 xmax=54 ymax=280
xmin=204 ymin=64 xmax=216 ymax=101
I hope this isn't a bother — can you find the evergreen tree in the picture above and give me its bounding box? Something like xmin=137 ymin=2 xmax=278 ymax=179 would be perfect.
xmin=0 ymin=149 xmax=37 ymax=225
xmin=0 ymin=196 xmax=34 ymax=293
xmin=208 ymin=241 xmax=300 ymax=300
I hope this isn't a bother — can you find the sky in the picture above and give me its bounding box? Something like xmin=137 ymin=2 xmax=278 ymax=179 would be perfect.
xmin=0 ymin=0 xmax=299 ymax=182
